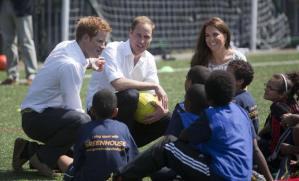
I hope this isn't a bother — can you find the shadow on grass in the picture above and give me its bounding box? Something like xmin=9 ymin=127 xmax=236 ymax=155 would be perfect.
xmin=0 ymin=169 xmax=62 ymax=180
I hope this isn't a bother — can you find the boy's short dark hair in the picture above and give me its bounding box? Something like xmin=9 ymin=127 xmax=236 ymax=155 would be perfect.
xmin=187 ymin=65 xmax=211 ymax=84
xmin=92 ymin=89 xmax=117 ymax=119
xmin=227 ymin=60 xmax=254 ymax=89
xmin=205 ymin=70 xmax=235 ymax=106
xmin=185 ymin=84 xmax=208 ymax=114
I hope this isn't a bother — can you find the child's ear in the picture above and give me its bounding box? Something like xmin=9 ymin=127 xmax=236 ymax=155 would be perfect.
xmin=184 ymin=98 xmax=191 ymax=112
xmin=112 ymin=108 xmax=118 ymax=118
xmin=90 ymin=107 xmax=96 ymax=117
xmin=236 ymin=79 xmax=244 ymax=89
xmin=280 ymin=92 xmax=289 ymax=100
xmin=207 ymin=99 xmax=214 ymax=107
xmin=184 ymin=79 xmax=192 ymax=92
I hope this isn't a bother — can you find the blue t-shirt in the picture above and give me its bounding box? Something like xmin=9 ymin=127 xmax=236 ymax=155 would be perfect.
xmin=233 ymin=90 xmax=259 ymax=133
xmin=187 ymin=103 xmax=253 ymax=181
xmin=70 ymin=119 xmax=139 ymax=181
xmin=165 ymin=102 xmax=199 ymax=137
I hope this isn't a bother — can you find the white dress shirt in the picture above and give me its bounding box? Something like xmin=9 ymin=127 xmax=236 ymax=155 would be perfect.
xmin=21 ymin=40 xmax=88 ymax=113
xmin=86 ymin=40 xmax=159 ymax=110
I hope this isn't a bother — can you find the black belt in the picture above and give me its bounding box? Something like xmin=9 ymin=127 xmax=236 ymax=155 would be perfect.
xmin=21 ymin=108 xmax=34 ymax=114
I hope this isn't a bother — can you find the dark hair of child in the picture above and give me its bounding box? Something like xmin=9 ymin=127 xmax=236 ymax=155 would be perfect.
xmin=187 ymin=65 xmax=211 ymax=84
xmin=205 ymin=70 xmax=235 ymax=106
xmin=268 ymin=73 xmax=299 ymax=102
xmin=185 ymin=84 xmax=209 ymax=115
xmin=91 ymin=89 xmax=117 ymax=119
xmin=227 ymin=60 xmax=254 ymax=89
xmin=286 ymin=71 xmax=299 ymax=100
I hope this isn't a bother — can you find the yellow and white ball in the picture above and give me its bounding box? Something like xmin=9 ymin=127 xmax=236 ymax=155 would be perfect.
xmin=134 ymin=92 xmax=158 ymax=123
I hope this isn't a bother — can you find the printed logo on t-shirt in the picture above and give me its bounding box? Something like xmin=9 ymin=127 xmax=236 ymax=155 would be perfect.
xmin=84 ymin=134 xmax=127 ymax=152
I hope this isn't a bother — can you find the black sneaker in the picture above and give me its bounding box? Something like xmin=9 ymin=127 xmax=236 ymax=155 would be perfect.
xmin=12 ymin=138 xmax=29 ymax=171
xmin=1 ymin=78 xmax=17 ymax=85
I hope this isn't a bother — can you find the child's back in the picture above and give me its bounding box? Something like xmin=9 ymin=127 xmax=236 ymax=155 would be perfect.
xmin=73 ymin=119 xmax=138 ymax=180
xmin=198 ymin=102 xmax=253 ymax=180
xmin=65 ymin=89 xmax=138 ymax=181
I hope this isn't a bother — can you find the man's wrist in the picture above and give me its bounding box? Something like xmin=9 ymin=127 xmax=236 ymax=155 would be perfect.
xmin=87 ymin=58 xmax=92 ymax=69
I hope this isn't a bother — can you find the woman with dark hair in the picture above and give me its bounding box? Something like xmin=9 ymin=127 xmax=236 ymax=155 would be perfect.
xmin=191 ymin=17 xmax=246 ymax=71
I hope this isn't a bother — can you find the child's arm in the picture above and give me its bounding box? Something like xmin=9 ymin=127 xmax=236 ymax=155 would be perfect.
xmin=280 ymin=143 xmax=299 ymax=155
xmin=281 ymin=113 xmax=299 ymax=127
xmin=164 ymin=103 xmax=185 ymax=137
xmin=179 ymin=115 xmax=211 ymax=144
xmin=253 ymin=139 xmax=273 ymax=181
xmin=258 ymin=123 xmax=271 ymax=136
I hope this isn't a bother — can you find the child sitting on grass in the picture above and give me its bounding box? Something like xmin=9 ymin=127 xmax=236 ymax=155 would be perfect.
xmin=150 ymin=83 xmax=209 ymax=180
xmin=59 ymin=89 xmax=138 ymax=181
xmin=227 ymin=60 xmax=259 ymax=132
xmin=112 ymin=70 xmax=253 ymax=180
xmin=259 ymin=72 xmax=299 ymax=173
xmin=227 ymin=60 xmax=273 ymax=181
xmin=165 ymin=65 xmax=210 ymax=137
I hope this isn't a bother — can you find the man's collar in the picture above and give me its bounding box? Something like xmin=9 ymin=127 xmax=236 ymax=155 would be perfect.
xmin=124 ymin=40 xmax=133 ymax=57
xmin=124 ymin=39 xmax=146 ymax=58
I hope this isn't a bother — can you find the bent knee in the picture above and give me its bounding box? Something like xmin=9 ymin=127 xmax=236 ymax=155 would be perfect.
xmin=69 ymin=111 xmax=91 ymax=126
xmin=116 ymin=89 xmax=139 ymax=107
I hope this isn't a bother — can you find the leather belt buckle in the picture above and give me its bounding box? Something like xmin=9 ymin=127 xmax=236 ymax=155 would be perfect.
xmin=21 ymin=108 xmax=33 ymax=114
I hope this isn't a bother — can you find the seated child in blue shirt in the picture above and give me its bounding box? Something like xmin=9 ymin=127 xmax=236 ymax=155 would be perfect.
xmin=112 ymin=70 xmax=253 ymax=181
xmin=150 ymin=83 xmax=209 ymax=180
xmin=227 ymin=60 xmax=259 ymax=132
xmin=227 ymin=60 xmax=273 ymax=181
xmin=60 ymin=89 xmax=139 ymax=181
xmin=165 ymin=65 xmax=211 ymax=137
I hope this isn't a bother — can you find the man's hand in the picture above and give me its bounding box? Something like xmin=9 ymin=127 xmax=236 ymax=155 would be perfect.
xmin=154 ymin=85 xmax=168 ymax=110
xmin=87 ymin=57 xmax=105 ymax=71
xmin=143 ymin=100 xmax=169 ymax=125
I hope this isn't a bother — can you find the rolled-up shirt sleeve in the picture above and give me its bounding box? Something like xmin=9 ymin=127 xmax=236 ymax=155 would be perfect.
xmin=102 ymin=46 xmax=124 ymax=83
xmin=60 ymin=62 xmax=83 ymax=112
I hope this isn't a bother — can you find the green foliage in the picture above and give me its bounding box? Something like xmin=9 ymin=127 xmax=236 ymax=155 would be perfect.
xmin=0 ymin=51 xmax=299 ymax=180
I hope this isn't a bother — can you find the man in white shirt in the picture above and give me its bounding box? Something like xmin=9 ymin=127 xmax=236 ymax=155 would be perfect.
xmin=86 ymin=16 xmax=170 ymax=147
xmin=12 ymin=16 xmax=112 ymax=177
